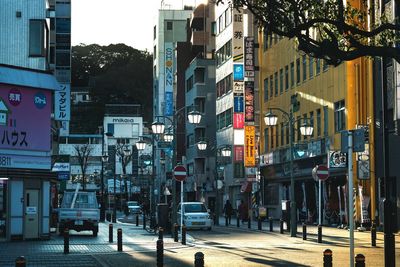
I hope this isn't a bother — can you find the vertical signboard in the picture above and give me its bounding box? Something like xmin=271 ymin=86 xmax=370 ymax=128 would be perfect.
xmin=54 ymin=83 xmax=70 ymax=121
xmin=233 ymin=113 xmax=244 ymax=129
xmin=233 ymin=64 xmax=244 ymax=81
xmin=244 ymin=37 xmax=255 ymax=78
xmin=234 ymin=96 xmax=244 ymax=112
xmin=164 ymin=42 xmax=174 ymax=116
xmin=244 ymin=81 xmax=254 ymax=122
xmin=244 ymin=126 xmax=256 ymax=167
xmin=234 ymin=145 xmax=244 ymax=162
xmin=233 ymin=81 xmax=244 ymax=95
xmin=233 ymin=11 xmax=244 ymax=62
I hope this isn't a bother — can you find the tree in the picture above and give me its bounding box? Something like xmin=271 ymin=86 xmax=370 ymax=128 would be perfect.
xmin=115 ymin=143 xmax=133 ymax=200
xmin=218 ymin=0 xmax=400 ymax=65
xmin=74 ymin=144 xmax=93 ymax=190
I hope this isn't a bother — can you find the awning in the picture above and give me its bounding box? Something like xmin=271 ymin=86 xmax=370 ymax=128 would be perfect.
xmin=240 ymin=181 xmax=252 ymax=193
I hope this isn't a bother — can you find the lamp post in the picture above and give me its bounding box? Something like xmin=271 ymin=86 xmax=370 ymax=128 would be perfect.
xmin=197 ymin=141 xmax=231 ymax=226
xmin=264 ymin=108 xmax=313 ymax=237
xmin=152 ymin=109 xmax=202 ymax=228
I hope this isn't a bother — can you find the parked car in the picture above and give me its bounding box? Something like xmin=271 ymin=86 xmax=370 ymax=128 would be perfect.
xmin=58 ymin=190 xmax=100 ymax=236
xmin=127 ymin=201 xmax=142 ymax=215
xmin=177 ymin=202 xmax=212 ymax=230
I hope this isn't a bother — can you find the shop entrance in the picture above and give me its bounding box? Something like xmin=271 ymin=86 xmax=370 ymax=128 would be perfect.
xmin=24 ymin=189 xmax=39 ymax=239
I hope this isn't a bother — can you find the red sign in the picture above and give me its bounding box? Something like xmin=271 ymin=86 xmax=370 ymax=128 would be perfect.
xmin=233 ymin=113 xmax=244 ymax=128
xmin=173 ymin=165 xmax=187 ymax=182
xmin=316 ymin=165 xmax=329 ymax=181
xmin=234 ymin=146 xmax=244 ymax=162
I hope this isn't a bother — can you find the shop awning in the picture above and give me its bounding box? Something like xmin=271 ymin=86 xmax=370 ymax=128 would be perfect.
xmin=240 ymin=181 xmax=252 ymax=193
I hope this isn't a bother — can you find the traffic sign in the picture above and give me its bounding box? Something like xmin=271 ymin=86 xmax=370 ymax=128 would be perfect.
xmin=316 ymin=165 xmax=329 ymax=181
xmin=173 ymin=165 xmax=187 ymax=182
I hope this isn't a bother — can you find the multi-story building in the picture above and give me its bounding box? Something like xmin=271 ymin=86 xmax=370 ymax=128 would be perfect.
xmin=258 ymin=32 xmax=374 ymax=225
xmin=0 ymin=0 xmax=61 ymax=240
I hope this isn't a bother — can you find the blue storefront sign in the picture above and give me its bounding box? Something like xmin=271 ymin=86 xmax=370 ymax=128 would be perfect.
xmin=165 ymin=91 xmax=173 ymax=116
xmin=233 ymin=64 xmax=244 ymax=81
xmin=234 ymin=96 xmax=244 ymax=112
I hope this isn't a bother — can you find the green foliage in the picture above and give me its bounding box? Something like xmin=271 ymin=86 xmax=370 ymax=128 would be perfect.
xmin=71 ymin=44 xmax=153 ymax=133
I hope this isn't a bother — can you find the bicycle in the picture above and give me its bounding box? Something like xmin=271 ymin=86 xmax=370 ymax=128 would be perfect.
xmin=144 ymin=213 xmax=159 ymax=235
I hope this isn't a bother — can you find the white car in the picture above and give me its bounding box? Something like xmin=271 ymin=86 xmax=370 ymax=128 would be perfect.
xmin=127 ymin=201 xmax=142 ymax=214
xmin=177 ymin=202 xmax=212 ymax=230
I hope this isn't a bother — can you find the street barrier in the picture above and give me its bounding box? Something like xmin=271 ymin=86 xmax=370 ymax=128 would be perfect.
xmin=156 ymin=239 xmax=164 ymax=267
xmin=269 ymin=217 xmax=273 ymax=232
xmin=174 ymin=223 xmax=179 ymax=242
xmin=302 ymin=223 xmax=307 ymax=240
xmin=280 ymin=219 xmax=284 ymax=234
xmin=258 ymin=218 xmax=262 ymax=230
xmin=318 ymin=225 xmax=322 ymax=243
xmin=63 ymin=228 xmax=69 ymax=254
xmin=323 ymin=249 xmax=333 ymax=267
xmin=194 ymin=252 xmax=205 ymax=267
xmin=117 ymin=228 xmax=122 ymax=252
xmin=182 ymin=224 xmax=187 ymax=245
xmin=109 ymin=224 xmax=113 ymax=243
xmin=371 ymin=223 xmax=376 ymax=247
xmin=158 ymin=227 xmax=164 ymax=241
xmin=355 ymin=254 xmax=365 ymax=267
xmin=136 ymin=214 xmax=139 ymax=226
xmin=15 ymin=256 xmax=26 ymax=267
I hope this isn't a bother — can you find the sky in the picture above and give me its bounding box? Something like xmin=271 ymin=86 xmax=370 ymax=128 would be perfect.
xmin=71 ymin=0 xmax=199 ymax=52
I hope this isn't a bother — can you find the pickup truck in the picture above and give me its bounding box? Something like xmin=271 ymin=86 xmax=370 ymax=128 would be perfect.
xmin=58 ymin=190 xmax=100 ymax=236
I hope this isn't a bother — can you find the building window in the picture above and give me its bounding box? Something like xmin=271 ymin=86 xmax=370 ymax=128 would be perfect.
xmin=194 ymin=68 xmax=205 ymax=84
xmin=270 ymin=128 xmax=274 ymax=149
xmin=279 ymin=68 xmax=284 ymax=94
xmin=316 ymin=108 xmax=321 ymax=136
xmin=29 ymin=19 xmax=46 ymax=57
xmin=216 ymin=73 xmax=232 ymax=97
xmin=225 ymin=7 xmax=232 ymax=26
xmin=302 ymin=55 xmax=307 ymax=81
xmin=285 ymin=125 xmax=289 ymax=145
xmin=211 ymin=21 xmax=217 ymax=36
xmin=264 ymin=127 xmax=269 ymax=151
xmin=316 ymin=58 xmax=321 ymax=75
xmin=216 ymin=108 xmax=233 ymax=130
xmin=153 ymin=26 xmax=156 ymax=39
xmin=234 ymin=163 xmax=244 ymax=178
xmin=186 ymin=76 xmax=193 ymax=92
xmin=290 ymin=62 xmax=294 ymax=88
xmin=302 ymin=114 xmax=308 ymax=140
xmin=274 ymin=72 xmax=278 ymax=96
xmin=153 ymin=45 xmax=156 ymax=59
xmin=275 ymin=124 xmax=279 ymax=147
xmin=166 ymin=21 xmax=173 ymax=31
xmin=309 ymin=111 xmax=314 ymax=138
xmin=216 ymin=39 xmax=232 ymax=66
xmin=280 ymin=122 xmax=284 ymax=146
xmin=285 ymin=65 xmax=289 ymax=91
xmin=297 ymin=116 xmax=301 ymax=141
xmin=323 ymin=60 xmax=328 ymax=71
xmin=264 ymin=77 xmax=269 ymax=102
xmin=309 ymin=57 xmax=314 ymax=78
xmin=296 ymin=58 xmax=300 ymax=84
xmin=269 ymin=75 xmax=273 ymax=98
xmin=334 ymin=100 xmax=346 ymax=132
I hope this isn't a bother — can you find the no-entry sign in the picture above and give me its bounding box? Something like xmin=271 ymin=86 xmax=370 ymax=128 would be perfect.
xmin=316 ymin=165 xmax=329 ymax=181
xmin=173 ymin=165 xmax=187 ymax=182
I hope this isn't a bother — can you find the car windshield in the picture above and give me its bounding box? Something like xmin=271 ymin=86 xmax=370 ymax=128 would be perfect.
xmin=127 ymin=201 xmax=139 ymax=206
xmin=184 ymin=204 xmax=207 ymax=213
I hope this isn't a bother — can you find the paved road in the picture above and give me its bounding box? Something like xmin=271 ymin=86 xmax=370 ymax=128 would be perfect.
xmin=0 ymin=214 xmax=399 ymax=266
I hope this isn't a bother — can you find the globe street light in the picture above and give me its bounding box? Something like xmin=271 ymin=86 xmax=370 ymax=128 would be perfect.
xmin=263 ymin=108 xmax=313 ymax=237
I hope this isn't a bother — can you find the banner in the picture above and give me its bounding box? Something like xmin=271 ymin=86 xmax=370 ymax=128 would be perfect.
xmin=245 ymin=81 xmax=255 ymax=122
xmin=233 ymin=113 xmax=244 ymax=129
xmin=244 ymin=37 xmax=255 ymax=77
xmin=234 ymin=145 xmax=244 ymax=162
xmin=244 ymin=126 xmax=256 ymax=167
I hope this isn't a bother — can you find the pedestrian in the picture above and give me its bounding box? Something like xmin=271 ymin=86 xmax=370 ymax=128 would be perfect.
xmin=238 ymin=200 xmax=248 ymax=224
xmin=223 ymin=200 xmax=233 ymax=224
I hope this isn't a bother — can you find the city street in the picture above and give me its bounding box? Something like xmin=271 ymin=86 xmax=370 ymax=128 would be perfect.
xmin=0 ymin=215 xmax=399 ymax=266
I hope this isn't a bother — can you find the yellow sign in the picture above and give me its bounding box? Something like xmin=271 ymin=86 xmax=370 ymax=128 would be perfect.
xmin=244 ymin=126 xmax=256 ymax=167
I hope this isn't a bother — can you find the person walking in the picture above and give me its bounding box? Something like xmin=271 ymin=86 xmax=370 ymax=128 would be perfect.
xmin=223 ymin=200 xmax=233 ymax=225
xmin=238 ymin=200 xmax=248 ymax=224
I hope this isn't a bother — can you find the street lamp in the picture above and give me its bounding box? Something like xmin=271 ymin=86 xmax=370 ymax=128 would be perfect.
xmin=263 ymin=108 xmax=313 ymax=237
xmin=197 ymin=141 xmax=231 ymax=226
xmin=152 ymin=107 xmax=203 ymax=228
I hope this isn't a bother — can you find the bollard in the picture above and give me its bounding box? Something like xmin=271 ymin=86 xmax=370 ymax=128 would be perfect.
xmin=225 ymin=216 xmax=228 ymax=226
xmin=323 ymin=249 xmax=333 ymax=267
xmin=109 ymin=224 xmax=113 ymax=243
xmin=355 ymin=254 xmax=365 ymax=267
xmin=194 ymin=252 xmax=205 ymax=267
xmin=371 ymin=223 xmax=376 ymax=247
xmin=248 ymin=216 xmax=251 ymax=229
xmin=302 ymin=223 xmax=307 ymax=240
xmin=174 ymin=223 xmax=179 ymax=242
xmin=182 ymin=224 xmax=187 ymax=245
xmin=156 ymin=238 xmax=164 ymax=267
xmin=63 ymin=228 xmax=69 ymax=254
xmin=237 ymin=216 xmax=240 ymax=227
xmin=258 ymin=218 xmax=262 ymax=230
xmin=318 ymin=225 xmax=322 ymax=243
xmin=143 ymin=213 xmax=146 ymax=229
xmin=269 ymin=217 xmax=273 ymax=232
xmin=280 ymin=219 xmax=284 ymax=234
xmin=158 ymin=227 xmax=164 ymax=241
xmin=117 ymin=228 xmax=122 ymax=252
xmin=15 ymin=256 xmax=26 ymax=267
xmin=136 ymin=214 xmax=139 ymax=226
